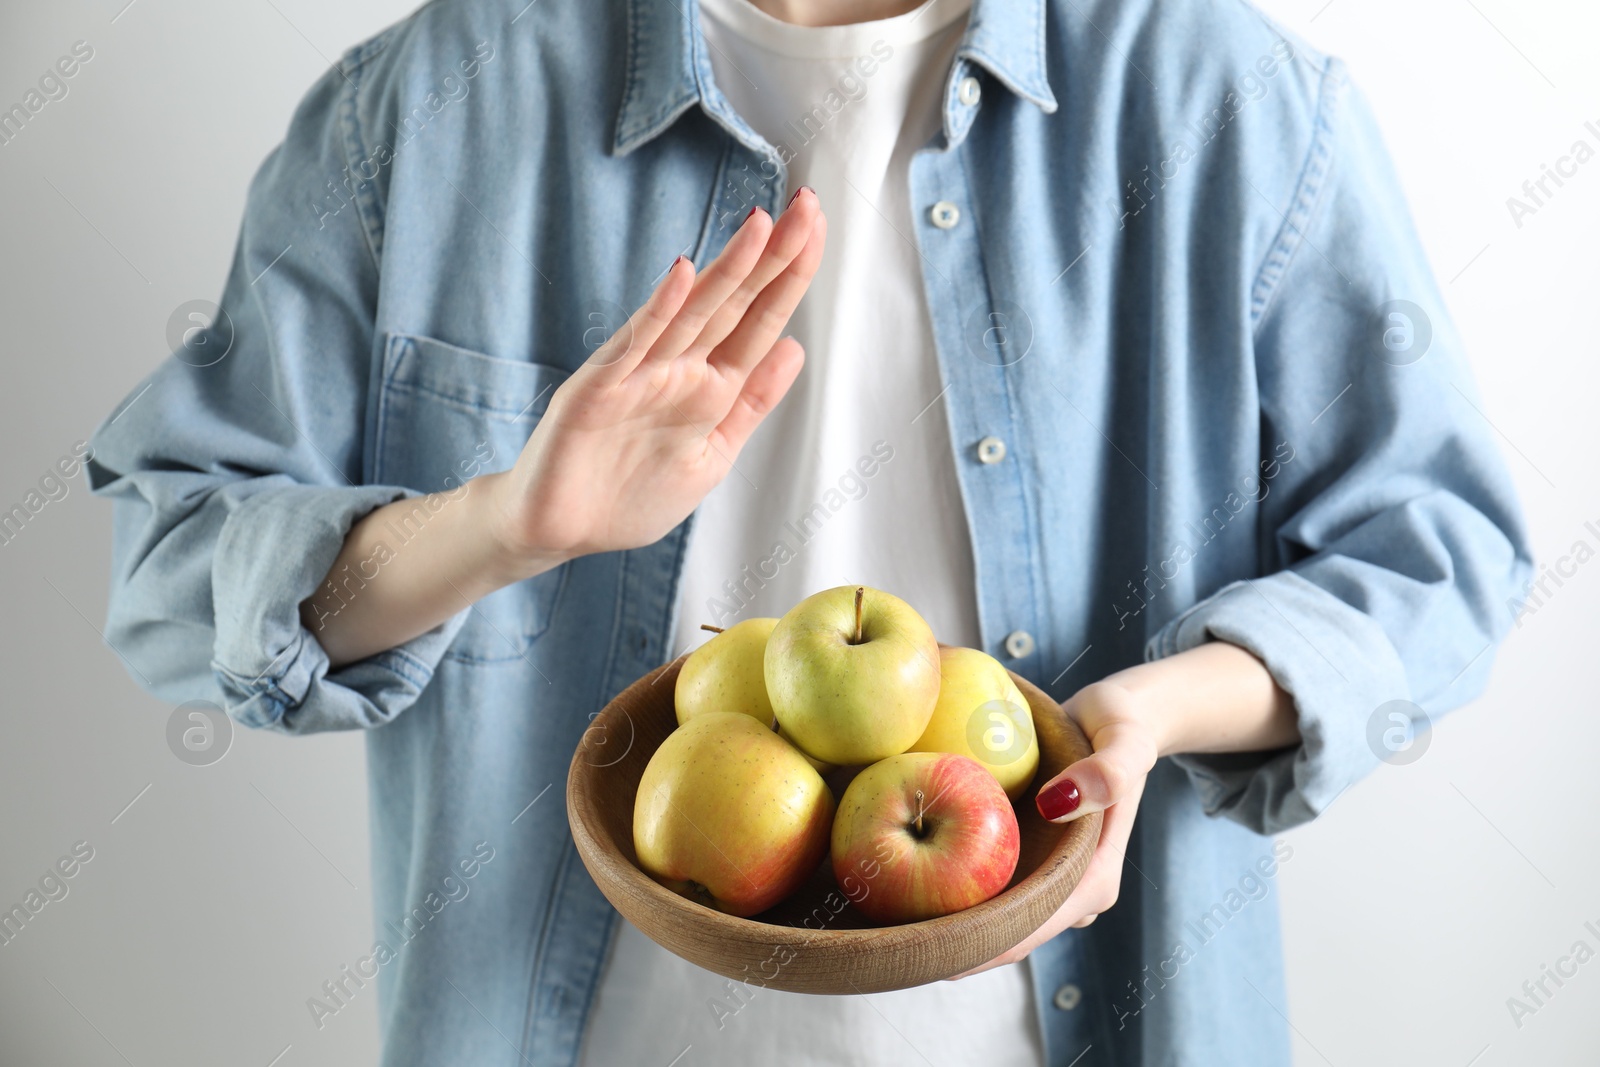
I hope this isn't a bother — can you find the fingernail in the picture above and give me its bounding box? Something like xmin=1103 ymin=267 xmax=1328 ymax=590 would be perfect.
xmin=668 ymin=254 xmax=688 ymax=275
xmin=744 ymin=206 xmax=768 ymax=224
xmin=1036 ymin=779 xmax=1081 ymax=821
xmin=787 ymin=184 xmax=814 ymax=208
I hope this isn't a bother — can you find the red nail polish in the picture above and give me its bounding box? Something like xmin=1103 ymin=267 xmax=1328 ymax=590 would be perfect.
xmin=787 ymin=184 xmax=814 ymax=208
xmin=1036 ymin=779 xmax=1081 ymax=821
xmin=744 ymin=206 xmax=767 ymax=224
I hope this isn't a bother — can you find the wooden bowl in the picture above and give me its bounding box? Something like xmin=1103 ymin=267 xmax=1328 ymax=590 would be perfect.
xmin=566 ymin=653 xmax=1101 ymax=994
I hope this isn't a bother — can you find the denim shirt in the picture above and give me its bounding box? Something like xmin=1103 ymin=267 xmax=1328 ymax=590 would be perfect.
xmin=87 ymin=0 xmax=1530 ymax=1063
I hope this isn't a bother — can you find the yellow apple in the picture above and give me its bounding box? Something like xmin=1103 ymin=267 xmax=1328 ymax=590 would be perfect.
xmin=908 ymin=646 xmax=1039 ymax=799
xmin=675 ymin=618 xmax=779 ymax=728
xmin=777 ymin=721 xmax=836 ymax=775
xmin=633 ymin=712 xmax=833 ymax=917
xmin=765 ymin=585 xmax=940 ymax=765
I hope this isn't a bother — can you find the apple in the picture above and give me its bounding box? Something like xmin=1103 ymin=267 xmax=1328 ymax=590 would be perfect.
xmin=777 ymin=721 xmax=836 ymax=775
xmin=634 ymin=711 xmax=833 ymax=917
xmin=675 ymin=618 xmax=779 ymax=728
xmin=765 ymin=585 xmax=940 ymax=765
xmin=831 ymin=751 xmax=1019 ymax=924
xmin=909 ymin=646 xmax=1040 ymax=799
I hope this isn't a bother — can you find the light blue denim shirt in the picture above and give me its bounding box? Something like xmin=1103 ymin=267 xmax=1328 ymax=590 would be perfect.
xmin=87 ymin=0 xmax=1530 ymax=1063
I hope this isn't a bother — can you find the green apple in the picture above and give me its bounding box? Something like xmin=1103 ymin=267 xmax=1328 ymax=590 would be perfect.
xmin=675 ymin=618 xmax=779 ymax=728
xmin=633 ymin=712 xmax=833 ymax=917
xmin=908 ymin=646 xmax=1040 ymax=799
xmin=764 ymin=585 xmax=941 ymax=766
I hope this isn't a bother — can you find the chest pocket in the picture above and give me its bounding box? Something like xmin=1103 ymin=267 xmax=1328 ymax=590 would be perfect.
xmin=373 ymin=333 xmax=571 ymax=664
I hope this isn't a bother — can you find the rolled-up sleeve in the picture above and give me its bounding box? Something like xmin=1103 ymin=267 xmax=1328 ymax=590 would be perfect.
xmin=1149 ymin=66 xmax=1534 ymax=834
xmin=86 ymin=40 xmax=467 ymax=734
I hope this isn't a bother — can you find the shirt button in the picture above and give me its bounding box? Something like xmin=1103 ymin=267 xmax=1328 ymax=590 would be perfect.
xmin=1004 ymin=630 xmax=1035 ymax=659
xmin=1052 ymin=983 xmax=1082 ymax=1011
xmin=958 ymin=76 xmax=982 ymax=106
xmin=976 ymin=436 xmax=1006 ymax=464
xmin=930 ymin=201 xmax=961 ymax=229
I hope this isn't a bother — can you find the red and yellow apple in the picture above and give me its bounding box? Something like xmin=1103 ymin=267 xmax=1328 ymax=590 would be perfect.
xmin=765 ymin=585 xmax=940 ymax=765
xmin=634 ymin=711 xmax=833 ymax=917
xmin=909 ymin=646 xmax=1040 ymax=799
xmin=830 ymin=751 xmax=1020 ymax=924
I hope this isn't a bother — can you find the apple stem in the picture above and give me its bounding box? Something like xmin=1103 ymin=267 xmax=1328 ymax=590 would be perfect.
xmin=914 ymin=788 xmax=925 ymax=836
xmin=700 ymin=624 xmax=725 ymax=634
xmin=852 ymin=587 xmax=865 ymax=645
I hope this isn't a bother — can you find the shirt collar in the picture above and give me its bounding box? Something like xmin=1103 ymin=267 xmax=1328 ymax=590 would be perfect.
xmin=612 ymin=0 xmax=1057 ymax=157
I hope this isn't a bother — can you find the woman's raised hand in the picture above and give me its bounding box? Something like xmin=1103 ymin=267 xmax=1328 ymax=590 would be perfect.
xmin=487 ymin=189 xmax=827 ymax=576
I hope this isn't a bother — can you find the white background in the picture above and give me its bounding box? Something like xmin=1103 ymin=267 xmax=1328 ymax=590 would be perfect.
xmin=0 ymin=1 xmax=1594 ymax=1064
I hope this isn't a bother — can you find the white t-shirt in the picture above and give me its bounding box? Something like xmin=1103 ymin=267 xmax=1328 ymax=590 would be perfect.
xmin=578 ymin=1 xmax=1046 ymax=1064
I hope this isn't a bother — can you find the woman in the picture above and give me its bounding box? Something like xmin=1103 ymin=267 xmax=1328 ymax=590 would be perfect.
xmin=87 ymin=0 xmax=1529 ymax=1063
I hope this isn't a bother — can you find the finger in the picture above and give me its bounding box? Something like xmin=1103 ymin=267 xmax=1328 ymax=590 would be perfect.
xmin=1035 ymin=720 xmax=1155 ymax=824
xmin=952 ymin=777 xmax=1146 ymax=980
xmin=685 ymin=189 xmax=822 ymax=365
xmin=587 ymin=255 xmax=696 ymax=376
xmin=708 ymin=209 xmax=827 ymax=377
xmin=708 ymin=336 xmax=804 ymax=455
xmin=1062 ymin=773 xmax=1144 ymax=922
xmin=638 ymin=209 xmax=773 ymax=367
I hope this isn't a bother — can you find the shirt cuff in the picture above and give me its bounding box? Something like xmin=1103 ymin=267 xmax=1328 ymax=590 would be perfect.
xmin=1145 ymin=570 xmax=1406 ymax=834
xmin=209 ymin=483 xmax=469 ymax=733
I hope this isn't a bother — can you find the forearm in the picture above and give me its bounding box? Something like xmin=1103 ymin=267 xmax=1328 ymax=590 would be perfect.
xmin=299 ymin=472 xmax=562 ymax=667
xmin=1107 ymin=641 xmax=1299 ymax=758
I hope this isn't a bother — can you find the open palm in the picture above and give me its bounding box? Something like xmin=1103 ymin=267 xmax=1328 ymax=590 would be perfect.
xmin=492 ymin=191 xmax=827 ymax=563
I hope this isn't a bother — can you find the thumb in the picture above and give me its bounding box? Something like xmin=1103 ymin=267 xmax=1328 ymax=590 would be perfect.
xmin=1035 ymin=720 xmax=1155 ymax=824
